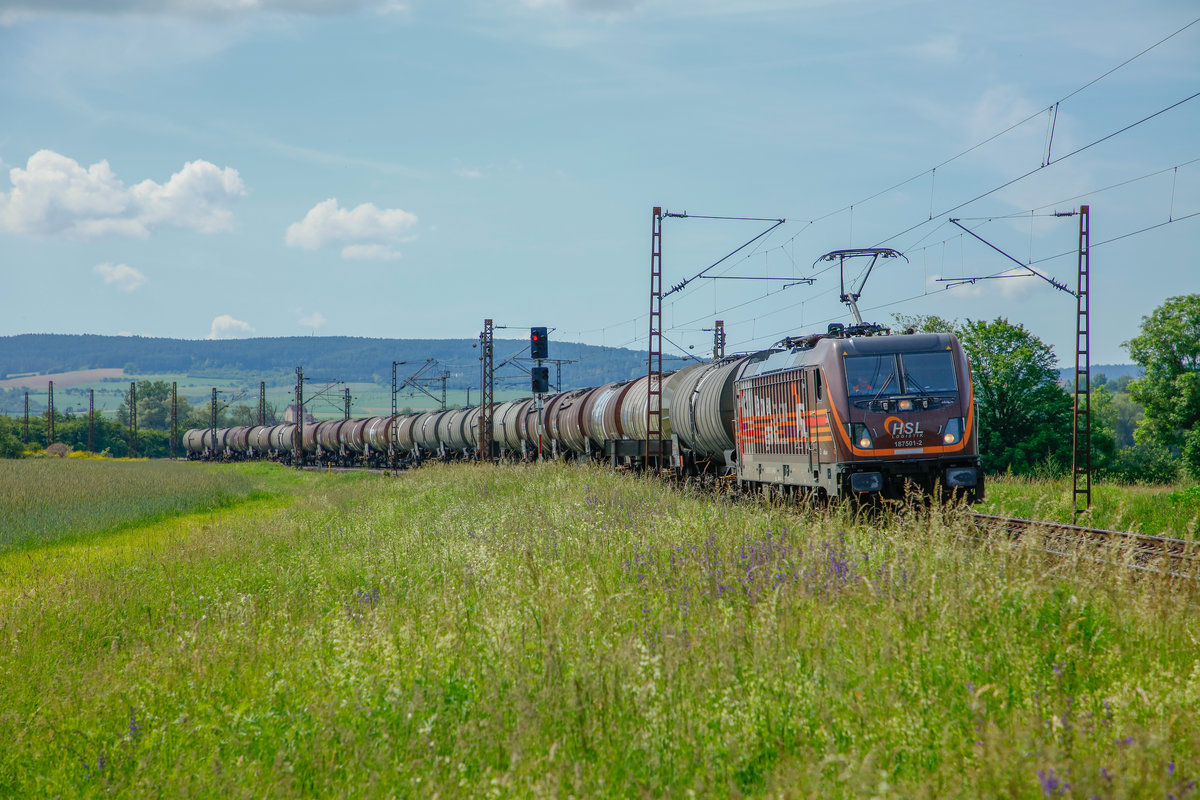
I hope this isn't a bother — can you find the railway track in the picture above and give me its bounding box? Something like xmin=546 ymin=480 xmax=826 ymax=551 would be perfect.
xmin=969 ymin=512 xmax=1200 ymax=579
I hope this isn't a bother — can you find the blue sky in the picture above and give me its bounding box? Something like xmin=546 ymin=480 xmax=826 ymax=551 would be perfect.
xmin=1 ymin=0 xmax=1197 ymax=366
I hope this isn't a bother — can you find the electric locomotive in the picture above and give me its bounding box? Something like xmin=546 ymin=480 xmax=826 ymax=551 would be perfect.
xmin=734 ymin=322 xmax=982 ymax=501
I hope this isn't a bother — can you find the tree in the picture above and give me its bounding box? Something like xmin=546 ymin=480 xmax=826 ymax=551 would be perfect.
xmin=54 ymin=415 xmax=134 ymax=457
xmin=0 ymin=416 xmax=23 ymax=458
xmin=116 ymin=380 xmax=192 ymax=432
xmin=229 ymin=404 xmax=257 ymax=426
xmin=896 ymin=314 xmax=1073 ymax=475
xmin=1125 ymin=294 xmax=1200 ymax=476
xmin=1088 ymin=386 xmax=1119 ymax=476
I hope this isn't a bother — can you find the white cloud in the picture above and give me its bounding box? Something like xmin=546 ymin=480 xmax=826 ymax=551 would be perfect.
xmin=454 ymin=167 xmax=484 ymax=180
xmin=0 ymin=0 xmax=407 ymax=24
xmin=207 ymin=314 xmax=255 ymax=340
xmin=965 ymin=85 xmax=1046 ymax=163
xmin=906 ymin=34 xmax=960 ymax=62
xmin=93 ymin=262 xmax=147 ymax=291
xmin=341 ymin=243 xmax=402 ymax=261
xmin=994 ymin=269 xmax=1041 ymax=300
xmin=927 ymin=268 xmax=1039 ymax=300
xmin=0 ymin=150 xmax=245 ymax=238
xmin=285 ymin=198 xmax=417 ymax=258
xmin=131 ymin=159 xmax=246 ymax=232
xmin=299 ymin=311 xmax=326 ymax=329
xmin=519 ymin=0 xmax=641 ymax=12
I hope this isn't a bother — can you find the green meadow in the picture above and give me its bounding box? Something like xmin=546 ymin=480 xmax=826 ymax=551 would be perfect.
xmin=0 ymin=459 xmax=305 ymax=551
xmin=977 ymin=476 xmax=1200 ymax=539
xmin=0 ymin=461 xmax=1196 ymax=797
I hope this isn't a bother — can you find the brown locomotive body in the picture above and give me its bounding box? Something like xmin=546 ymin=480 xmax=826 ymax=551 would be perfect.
xmin=734 ymin=327 xmax=982 ymax=501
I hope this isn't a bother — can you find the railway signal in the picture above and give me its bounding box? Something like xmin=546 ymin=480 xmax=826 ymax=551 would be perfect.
xmin=530 ymin=326 xmax=548 ymax=360
xmin=531 ymin=366 xmax=550 ymax=394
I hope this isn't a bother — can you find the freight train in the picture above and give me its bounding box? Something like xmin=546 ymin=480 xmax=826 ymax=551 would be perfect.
xmin=184 ymin=322 xmax=983 ymax=503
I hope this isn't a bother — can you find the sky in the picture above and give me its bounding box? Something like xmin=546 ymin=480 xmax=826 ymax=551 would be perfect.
xmin=1 ymin=0 xmax=1197 ymax=367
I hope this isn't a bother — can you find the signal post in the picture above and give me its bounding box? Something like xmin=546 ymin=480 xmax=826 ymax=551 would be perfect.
xmin=531 ymin=326 xmax=549 ymax=458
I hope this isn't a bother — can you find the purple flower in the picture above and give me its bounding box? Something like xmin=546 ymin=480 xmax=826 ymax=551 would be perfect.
xmin=1038 ymin=768 xmax=1060 ymax=796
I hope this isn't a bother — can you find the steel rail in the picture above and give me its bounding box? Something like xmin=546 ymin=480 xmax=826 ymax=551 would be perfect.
xmin=968 ymin=512 xmax=1200 ymax=579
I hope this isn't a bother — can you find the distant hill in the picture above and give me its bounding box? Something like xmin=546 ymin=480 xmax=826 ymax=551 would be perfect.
xmin=1057 ymin=363 xmax=1143 ymax=383
xmin=0 ymin=334 xmax=659 ymax=390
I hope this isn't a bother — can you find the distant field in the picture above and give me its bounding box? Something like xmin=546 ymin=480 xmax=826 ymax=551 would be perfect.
xmin=7 ymin=370 xmax=535 ymax=418
xmin=0 ymin=463 xmax=1195 ymax=796
xmin=0 ymin=367 xmax=124 ymax=390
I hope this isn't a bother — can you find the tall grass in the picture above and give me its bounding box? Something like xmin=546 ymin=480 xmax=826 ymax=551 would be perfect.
xmin=0 ymin=460 xmax=307 ymax=552
xmin=980 ymin=475 xmax=1200 ymax=539
xmin=0 ymin=462 xmax=1196 ymax=797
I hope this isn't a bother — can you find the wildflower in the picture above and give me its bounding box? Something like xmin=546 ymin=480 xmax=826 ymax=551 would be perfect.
xmin=1037 ymin=768 xmax=1070 ymax=797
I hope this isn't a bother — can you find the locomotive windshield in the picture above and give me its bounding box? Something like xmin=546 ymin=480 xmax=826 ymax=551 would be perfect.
xmin=845 ymin=355 xmax=899 ymax=398
xmin=899 ymin=351 xmax=958 ymax=394
xmin=845 ymin=351 xmax=957 ymax=398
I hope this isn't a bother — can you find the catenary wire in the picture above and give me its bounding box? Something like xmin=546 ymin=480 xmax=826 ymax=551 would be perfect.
xmin=575 ymin=17 xmax=1200 ymax=350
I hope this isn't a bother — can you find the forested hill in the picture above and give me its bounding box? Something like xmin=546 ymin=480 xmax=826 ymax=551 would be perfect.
xmin=0 ymin=334 xmax=652 ymax=389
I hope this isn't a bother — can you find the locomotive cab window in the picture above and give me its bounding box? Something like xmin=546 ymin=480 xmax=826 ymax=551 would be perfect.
xmin=845 ymin=355 xmax=899 ymax=398
xmin=899 ymin=351 xmax=957 ymax=395
xmin=845 ymin=351 xmax=958 ymax=399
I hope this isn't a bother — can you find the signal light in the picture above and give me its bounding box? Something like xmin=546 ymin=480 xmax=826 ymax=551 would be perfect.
xmin=530 ymin=326 xmax=549 ymax=360
xmin=531 ymin=366 xmax=550 ymax=393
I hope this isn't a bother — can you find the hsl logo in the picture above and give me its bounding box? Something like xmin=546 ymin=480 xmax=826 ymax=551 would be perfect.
xmin=883 ymin=415 xmax=922 ymax=438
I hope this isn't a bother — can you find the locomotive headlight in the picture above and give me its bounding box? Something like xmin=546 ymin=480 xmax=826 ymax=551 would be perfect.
xmin=942 ymin=417 xmax=964 ymax=445
xmin=850 ymin=423 xmax=873 ymax=449
xmin=898 ymin=399 xmax=913 ymax=411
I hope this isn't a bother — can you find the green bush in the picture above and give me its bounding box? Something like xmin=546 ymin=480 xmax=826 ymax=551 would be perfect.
xmin=0 ymin=417 xmax=22 ymax=459
xmin=1181 ymin=427 xmax=1200 ymax=481
xmin=1103 ymin=441 xmax=1180 ymax=484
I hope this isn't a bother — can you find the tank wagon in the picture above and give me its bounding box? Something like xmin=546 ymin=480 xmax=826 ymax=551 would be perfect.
xmin=182 ymin=326 xmax=981 ymax=503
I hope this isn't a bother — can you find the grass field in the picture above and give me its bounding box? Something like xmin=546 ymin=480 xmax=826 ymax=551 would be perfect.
xmin=0 ymin=459 xmax=315 ymax=552
xmin=977 ymin=476 xmax=1200 ymax=539
xmin=13 ymin=370 xmax=536 ymax=419
xmin=0 ymin=368 xmax=125 ymax=391
xmin=1 ymin=462 xmax=1196 ymax=797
